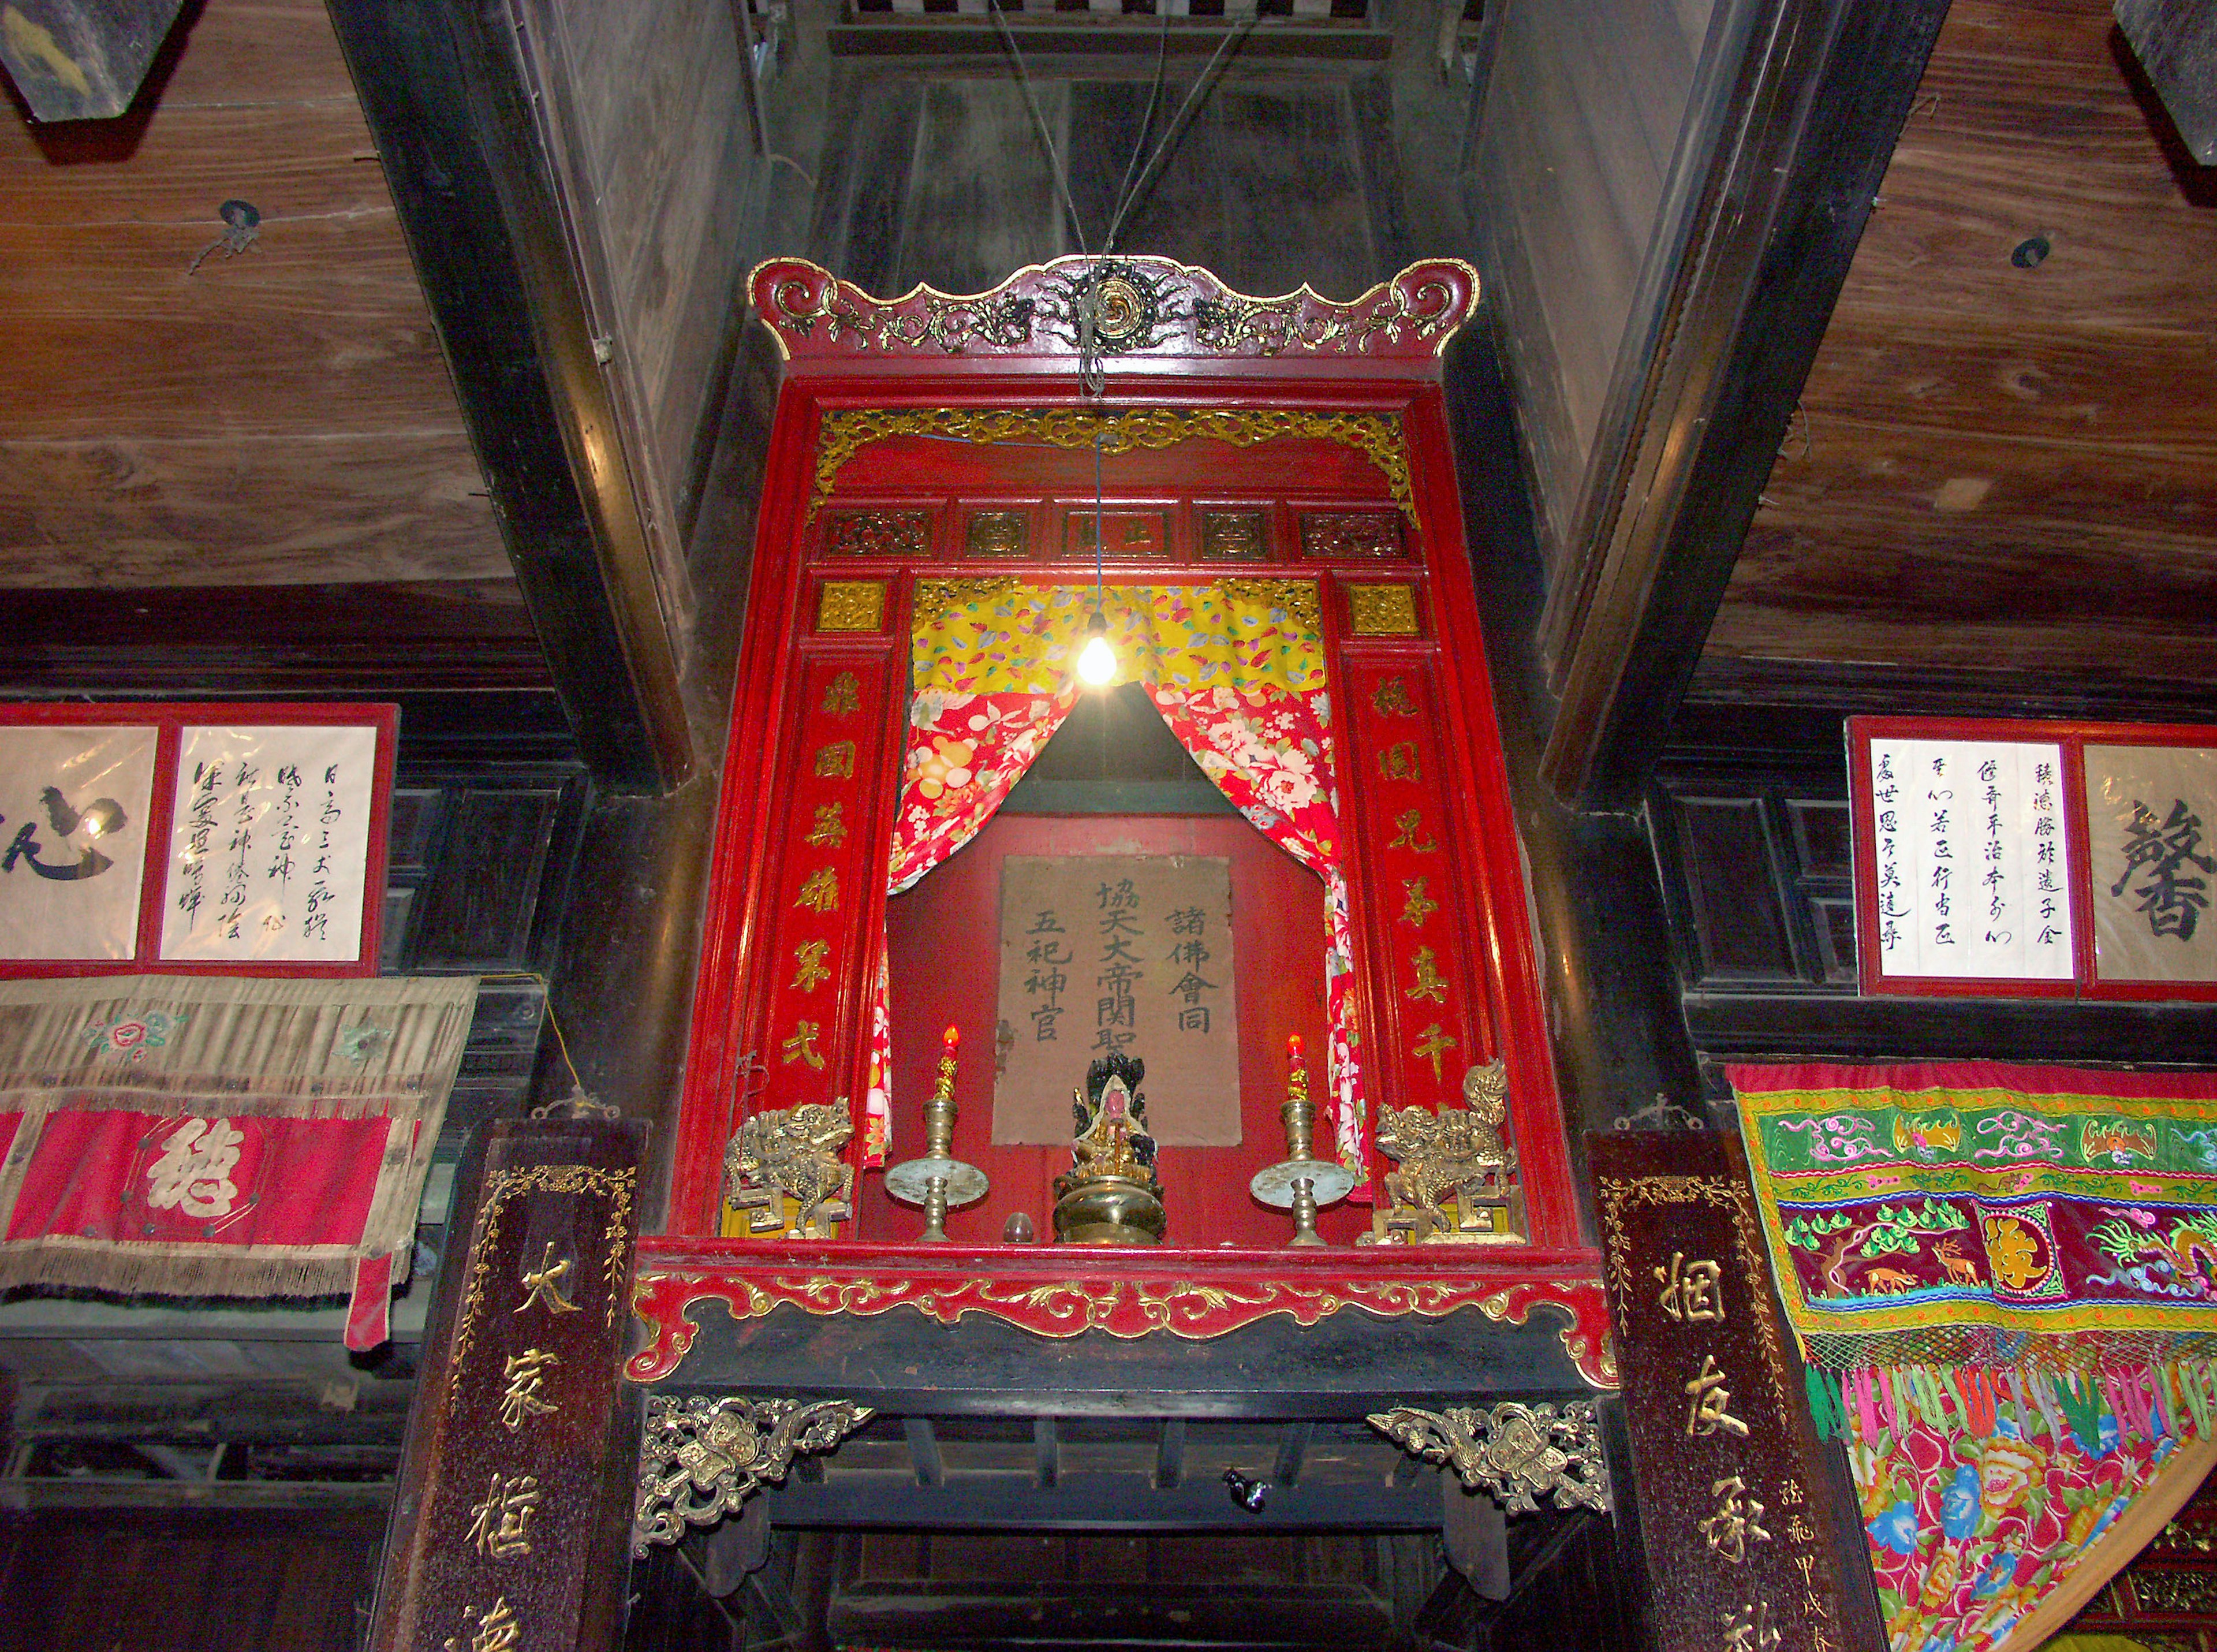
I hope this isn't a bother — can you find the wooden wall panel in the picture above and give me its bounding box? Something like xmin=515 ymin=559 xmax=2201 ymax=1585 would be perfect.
xmin=1706 ymin=0 xmax=2217 ymax=695
xmin=524 ymin=0 xmax=759 ymax=631
xmin=0 ymin=0 xmax=509 ymax=592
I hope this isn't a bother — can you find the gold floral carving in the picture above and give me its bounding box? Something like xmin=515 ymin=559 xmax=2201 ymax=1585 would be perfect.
xmin=810 ymin=408 xmax=1412 ymax=524
xmin=1216 ymin=579 xmax=1322 ymax=637
xmin=451 ymin=1162 xmax=639 ymax=1408
xmin=816 ymin=580 xmax=886 ymax=633
xmin=1346 ymin=584 xmax=1421 ymax=637
xmin=913 ymin=576 xmax=1022 ymax=623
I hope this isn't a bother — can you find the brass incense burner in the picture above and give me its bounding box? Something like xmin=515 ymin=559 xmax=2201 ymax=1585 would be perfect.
xmin=1052 ymin=1053 xmax=1166 ymax=1245
xmin=1248 ymin=1035 xmax=1353 ymax=1246
xmin=884 ymin=1025 xmax=988 ymax=1241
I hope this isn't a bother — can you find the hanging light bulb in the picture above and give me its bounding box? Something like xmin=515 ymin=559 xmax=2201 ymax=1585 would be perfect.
xmin=1077 ymin=609 xmax=1117 ymax=687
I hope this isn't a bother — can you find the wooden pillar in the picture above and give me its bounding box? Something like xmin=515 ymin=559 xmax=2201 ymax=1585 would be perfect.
xmin=369 ymin=1115 xmax=647 ymax=1652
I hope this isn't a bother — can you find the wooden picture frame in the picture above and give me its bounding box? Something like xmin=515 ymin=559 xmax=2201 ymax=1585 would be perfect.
xmin=1849 ymin=714 xmax=2217 ymax=1002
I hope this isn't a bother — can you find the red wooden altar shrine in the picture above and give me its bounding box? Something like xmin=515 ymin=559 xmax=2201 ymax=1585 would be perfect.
xmin=636 ymin=256 xmax=1608 ymax=1386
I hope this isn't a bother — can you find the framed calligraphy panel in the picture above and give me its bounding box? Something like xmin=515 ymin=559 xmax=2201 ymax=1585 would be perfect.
xmin=0 ymin=702 xmax=395 ymax=978
xmin=994 ymin=853 xmax=1240 ymax=1146
xmin=1848 ymin=717 xmax=2217 ymax=1002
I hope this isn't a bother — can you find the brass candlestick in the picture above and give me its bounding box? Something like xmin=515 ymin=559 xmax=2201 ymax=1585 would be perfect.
xmin=1248 ymin=1035 xmax=1354 ymax=1246
xmin=885 ymin=1024 xmax=988 ymax=1240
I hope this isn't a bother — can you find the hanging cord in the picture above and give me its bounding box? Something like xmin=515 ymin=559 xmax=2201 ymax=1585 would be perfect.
xmin=1100 ymin=15 xmax=1257 ymax=259
xmin=986 ymin=0 xmax=1256 ymax=398
xmin=481 ymin=971 xmax=598 ymax=1113
xmin=987 ymin=0 xmax=1092 ymax=260
xmin=1093 ymin=429 xmax=1108 ymax=614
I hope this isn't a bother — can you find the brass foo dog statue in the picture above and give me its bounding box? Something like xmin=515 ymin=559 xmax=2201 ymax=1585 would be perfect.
xmin=1052 ymin=1053 xmax=1166 ymax=1245
xmin=724 ymin=1102 xmax=855 ymax=1237
xmin=1363 ymin=1058 xmax=1523 ymax=1245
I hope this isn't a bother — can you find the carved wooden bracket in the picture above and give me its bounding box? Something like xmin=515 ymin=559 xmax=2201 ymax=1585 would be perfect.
xmin=632 ymin=1394 xmax=874 ymax=1555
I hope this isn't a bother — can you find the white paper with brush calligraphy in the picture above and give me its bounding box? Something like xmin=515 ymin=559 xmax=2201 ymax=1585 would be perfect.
xmin=1865 ymin=738 xmax=2073 ymax=981
xmin=159 ymin=725 xmax=379 ymax=964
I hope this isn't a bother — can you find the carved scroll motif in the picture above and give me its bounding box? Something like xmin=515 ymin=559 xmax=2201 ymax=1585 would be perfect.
xmin=632 ymin=1394 xmax=873 ymax=1554
xmin=1367 ymin=1400 xmax=1613 ymax=1515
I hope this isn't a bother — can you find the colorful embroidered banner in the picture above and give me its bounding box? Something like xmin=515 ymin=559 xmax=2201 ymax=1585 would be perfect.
xmin=1835 ymin=1359 xmax=2217 ymax=1652
xmin=0 ymin=973 xmax=477 ymax=1347
xmin=1730 ymin=1063 xmax=2217 ymax=1371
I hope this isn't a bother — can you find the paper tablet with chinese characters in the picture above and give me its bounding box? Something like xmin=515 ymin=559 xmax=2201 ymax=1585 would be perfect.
xmin=994 ymin=853 xmax=1240 ymax=1146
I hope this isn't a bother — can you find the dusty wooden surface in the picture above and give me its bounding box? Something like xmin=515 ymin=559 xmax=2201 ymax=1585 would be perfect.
xmin=1709 ymin=0 xmax=2217 ymax=691
xmin=0 ymin=0 xmax=508 ymax=592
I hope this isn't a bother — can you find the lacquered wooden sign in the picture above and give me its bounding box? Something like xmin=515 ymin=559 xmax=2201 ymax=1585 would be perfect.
xmin=1592 ymin=1131 xmax=1879 ymax=1652
xmin=370 ymin=1116 xmax=644 ymax=1652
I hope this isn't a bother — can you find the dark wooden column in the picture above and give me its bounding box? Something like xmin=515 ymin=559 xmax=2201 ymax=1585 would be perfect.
xmin=368 ymin=1114 xmax=647 ymax=1652
xmin=326 ymin=0 xmax=693 ymax=795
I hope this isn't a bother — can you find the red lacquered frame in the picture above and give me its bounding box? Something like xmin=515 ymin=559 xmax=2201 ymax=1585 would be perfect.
xmin=0 ymin=701 xmax=395 ymax=978
xmin=644 ymin=258 xmax=1599 ymax=1375
xmin=1849 ymin=714 xmax=2217 ymax=1003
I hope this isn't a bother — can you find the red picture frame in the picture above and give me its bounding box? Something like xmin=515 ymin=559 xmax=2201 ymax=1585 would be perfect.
xmin=1849 ymin=714 xmax=2217 ymax=1003
xmin=0 ymin=701 xmax=397 ymax=978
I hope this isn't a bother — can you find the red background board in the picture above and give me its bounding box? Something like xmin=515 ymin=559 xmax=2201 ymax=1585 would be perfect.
xmin=868 ymin=810 xmax=1365 ymax=1248
xmin=670 ymin=368 xmax=1585 ymax=1261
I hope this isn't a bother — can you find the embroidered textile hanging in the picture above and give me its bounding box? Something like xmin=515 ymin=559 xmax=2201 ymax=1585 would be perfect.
xmin=1831 ymin=1359 xmax=2217 ymax=1652
xmin=869 ymin=581 xmax=1368 ymax=1189
xmin=1729 ymin=1062 xmax=2217 ymax=1372
xmin=0 ymin=973 xmax=477 ymax=1349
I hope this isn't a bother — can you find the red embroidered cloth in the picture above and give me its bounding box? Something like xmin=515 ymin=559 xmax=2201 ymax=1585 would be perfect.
xmin=0 ymin=974 xmax=477 ymax=1347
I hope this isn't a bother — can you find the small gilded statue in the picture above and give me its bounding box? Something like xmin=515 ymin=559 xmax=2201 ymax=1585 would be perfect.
xmin=1051 ymin=1053 xmax=1166 ymax=1245
xmin=1362 ymin=1058 xmax=1523 ymax=1245
xmin=723 ymin=1102 xmax=854 ymax=1238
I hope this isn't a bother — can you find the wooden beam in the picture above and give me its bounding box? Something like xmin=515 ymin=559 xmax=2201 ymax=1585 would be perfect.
xmin=904 ymin=1418 xmax=945 ymax=1488
xmin=1155 ymin=1419 xmax=1186 ymax=1490
xmin=1271 ymin=1420 xmax=1312 ymax=1489
xmin=1033 ymin=1417 xmax=1060 ymax=1490
xmin=775 ymin=1470 xmax=1439 ymax=1531
xmin=324 ymin=0 xmax=692 ymax=793
xmin=2116 ymin=0 xmax=2217 ymax=163
xmin=1533 ymin=0 xmax=1953 ymax=808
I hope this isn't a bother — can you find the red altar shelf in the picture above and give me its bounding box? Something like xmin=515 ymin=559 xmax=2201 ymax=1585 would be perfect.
xmin=626 ymin=1237 xmax=1616 ymax=1391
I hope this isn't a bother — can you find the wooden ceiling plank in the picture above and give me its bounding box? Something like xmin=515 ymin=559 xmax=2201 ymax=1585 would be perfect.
xmin=0 ymin=431 xmax=506 ymax=586
xmin=0 ymin=103 xmax=406 ymax=228
xmin=1708 ymin=0 xmax=2217 ymax=689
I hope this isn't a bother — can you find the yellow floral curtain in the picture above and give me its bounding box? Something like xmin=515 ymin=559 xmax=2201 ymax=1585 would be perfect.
xmin=867 ymin=581 xmax=1367 ymax=1187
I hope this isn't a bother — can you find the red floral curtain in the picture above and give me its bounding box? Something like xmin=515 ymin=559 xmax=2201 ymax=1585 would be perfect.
xmin=866 ymin=580 xmax=1367 ymax=1190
